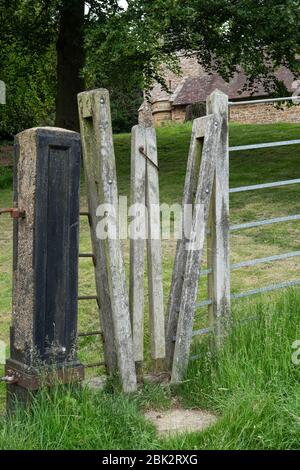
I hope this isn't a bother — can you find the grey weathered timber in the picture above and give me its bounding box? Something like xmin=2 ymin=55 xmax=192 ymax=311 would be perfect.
xmin=130 ymin=125 xmax=165 ymax=373
xmin=78 ymin=93 xmax=117 ymax=375
xmin=78 ymin=89 xmax=137 ymax=393
xmin=145 ymin=127 xmax=165 ymax=369
xmin=6 ymin=127 xmax=83 ymax=407
xmin=165 ymin=117 xmax=205 ymax=369
xmin=171 ymin=114 xmax=221 ymax=383
xmin=130 ymin=125 xmax=146 ymax=371
xmin=206 ymin=90 xmax=230 ymax=344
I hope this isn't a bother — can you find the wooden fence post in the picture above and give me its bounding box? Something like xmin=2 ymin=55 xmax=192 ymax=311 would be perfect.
xmin=6 ymin=127 xmax=83 ymax=408
xmin=78 ymin=89 xmax=137 ymax=393
xmin=171 ymin=115 xmax=221 ymax=383
xmin=145 ymin=127 xmax=165 ymax=371
xmin=206 ymin=90 xmax=231 ymax=344
xmin=165 ymin=118 xmax=203 ymax=370
xmin=78 ymin=91 xmax=117 ymax=375
xmin=130 ymin=125 xmax=165 ymax=374
xmin=130 ymin=125 xmax=146 ymax=375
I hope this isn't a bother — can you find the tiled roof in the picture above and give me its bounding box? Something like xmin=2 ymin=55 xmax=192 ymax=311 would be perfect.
xmin=171 ymin=68 xmax=296 ymax=106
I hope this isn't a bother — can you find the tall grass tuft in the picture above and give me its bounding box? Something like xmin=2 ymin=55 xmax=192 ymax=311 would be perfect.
xmin=171 ymin=289 xmax=300 ymax=449
xmin=0 ymin=386 xmax=158 ymax=450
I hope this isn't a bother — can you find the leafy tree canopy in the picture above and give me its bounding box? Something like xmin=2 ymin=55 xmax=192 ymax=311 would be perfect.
xmin=1 ymin=0 xmax=300 ymax=136
xmin=86 ymin=0 xmax=300 ymax=94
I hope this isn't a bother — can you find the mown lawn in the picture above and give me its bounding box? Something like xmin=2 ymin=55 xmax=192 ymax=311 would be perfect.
xmin=0 ymin=121 xmax=300 ymax=449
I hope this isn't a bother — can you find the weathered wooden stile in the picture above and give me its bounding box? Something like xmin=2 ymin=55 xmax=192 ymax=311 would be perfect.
xmin=78 ymin=89 xmax=137 ymax=392
xmin=130 ymin=125 xmax=165 ymax=374
xmin=169 ymin=114 xmax=222 ymax=383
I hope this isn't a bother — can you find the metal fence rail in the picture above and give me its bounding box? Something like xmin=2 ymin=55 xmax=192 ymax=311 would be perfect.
xmin=231 ymin=251 xmax=300 ymax=270
xmin=230 ymin=178 xmax=300 ymax=194
xmin=230 ymin=139 xmax=300 ymax=152
xmin=231 ymin=279 xmax=300 ymax=301
xmin=200 ymin=251 xmax=300 ymax=277
xmin=230 ymin=214 xmax=300 ymax=232
xmin=229 ymin=96 xmax=300 ymax=106
xmin=193 ymin=279 xmax=300 ymax=337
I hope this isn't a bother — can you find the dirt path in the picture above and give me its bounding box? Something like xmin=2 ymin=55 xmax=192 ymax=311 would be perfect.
xmin=145 ymin=408 xmax=218 ymax=436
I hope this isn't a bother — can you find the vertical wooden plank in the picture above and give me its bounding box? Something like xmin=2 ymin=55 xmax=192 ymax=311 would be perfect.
xmin=78 ymin=94 xmax=117 ymax=375
xmin=206 ymin=90 xmax=230 ymax=344
xmin=165 ymin=117 xmax=206 ymax=370
xmin=78 ymin=89 xmax=137 ymax=392
xmin=145 ymin=127 xmax=166 ymax=370
xmin=130 ymin=125 xmax=146 ymax=373
xmin=171 ymin=115 xmax=221 ymax=383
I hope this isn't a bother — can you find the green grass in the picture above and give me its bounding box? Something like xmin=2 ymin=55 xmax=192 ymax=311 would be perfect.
xmin=1 ymin=121 xmax=300 ymax=449
xmin=0 ymin=290 xmax=300 ymax=450
xmin=166 ymin=288 xmax=300 ymax=450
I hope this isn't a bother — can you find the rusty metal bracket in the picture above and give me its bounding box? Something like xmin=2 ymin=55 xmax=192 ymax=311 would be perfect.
xmin=0 ymin=372 xmax=18 ymax=385
xmin=0 ymin=208 xmax=26 ymax=219
xmin=5 ymin=360 xmax=84 ymax=391
xmin=139 ymin=146 xmax=159 ymax=171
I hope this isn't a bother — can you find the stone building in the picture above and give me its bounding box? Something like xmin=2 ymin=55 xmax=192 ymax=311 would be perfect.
xmin=139 ymin=55 xmax=300 ymax=126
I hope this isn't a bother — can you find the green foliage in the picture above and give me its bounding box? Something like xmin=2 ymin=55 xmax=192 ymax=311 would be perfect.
xmin=85 ymin=8 xmax=144 ymax=132
xmin=0 ymin=44 xmax=56 ymax=137
xmin=2 ymin=1 xmax=300 ymax=135
xmin=84 ymin=1 xmax=179 ymax=94
xmin=97 ymin=0 xmax=300 ymax=94
xmin=0 ymin=0 xmax=58 ymax=137
xmin=109 ymin=87 xmax=142 ymax=133
xmin=137 ymin=0 xmax=300 ymax=91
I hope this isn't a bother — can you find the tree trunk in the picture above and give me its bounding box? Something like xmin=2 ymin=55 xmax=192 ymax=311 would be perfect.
xmin=55 ymin=0 xmax=85 ymax=132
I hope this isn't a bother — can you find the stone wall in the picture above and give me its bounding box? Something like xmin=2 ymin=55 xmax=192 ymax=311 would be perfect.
xmin=150 ymin=55 xmax=205 ymax=104
xmin=152 ymin=100 xmax=172 ymax=126
xmin=150 ymin=101 xmax=300 ymax=127
xmin=152 ymin=104 xmax=186 ymax=126
xmin=229 ymin=102 xmax=300 ymax=124
xmin=171 ymin=106 xmax=186 ymax=123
